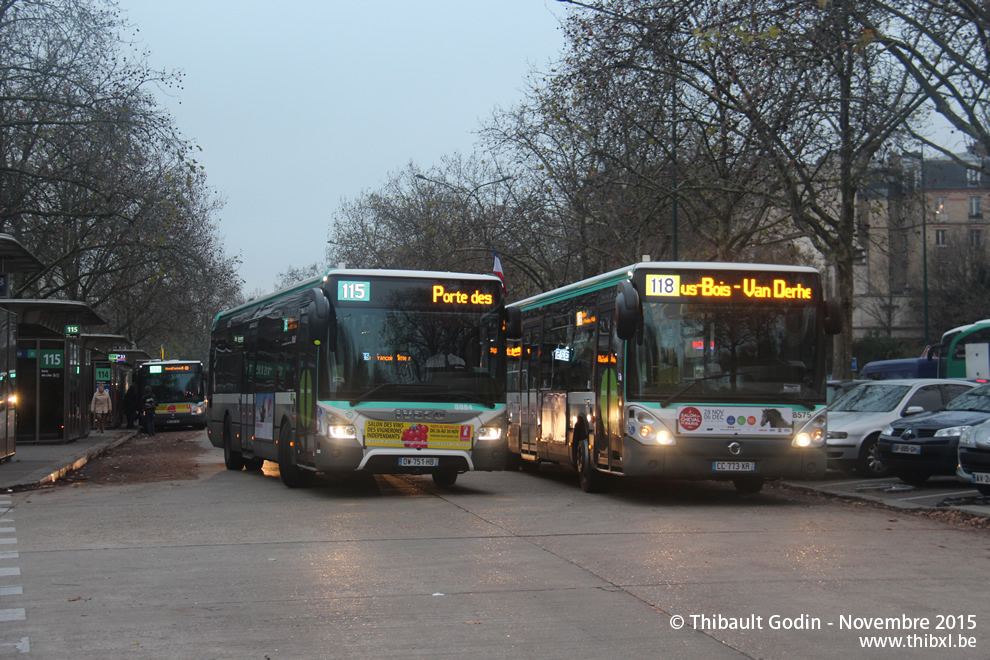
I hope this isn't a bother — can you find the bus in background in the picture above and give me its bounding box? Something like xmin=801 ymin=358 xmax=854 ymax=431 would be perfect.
xmin=208 ymin=268 xmax=517 ymax=488
xmin=135 ymin=360 xmax=207 ymax=430
xmin=507 ymin=261 xmax=843 ymax=493
xmin=933 ymin=320 xmax=990 ymax=379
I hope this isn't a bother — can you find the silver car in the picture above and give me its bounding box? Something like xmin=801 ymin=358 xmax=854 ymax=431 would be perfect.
xmin=826 ymin=378 xmax=977 ymax=476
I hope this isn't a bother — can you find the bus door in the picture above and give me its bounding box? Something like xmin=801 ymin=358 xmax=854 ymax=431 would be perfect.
xmin=596 ymin=309 xmax=621 ymax=472
xmin=518 ymin=322 xmax=541 ymax=459
xmin=540 ymin=336 xmax=569 ymax=464
xmin=295 ymin=303 xmax=318 ymax=459
xmin=240 ymin=323 xmax=257 ymax=453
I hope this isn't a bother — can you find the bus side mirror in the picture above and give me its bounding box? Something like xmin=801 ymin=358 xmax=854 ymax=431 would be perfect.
xmin=615 ymin=281 xmax=640 ymax=340
xmin=307 ymin=288 xmax=332 ymax=345
xmin=823 ymin=299 xmax=843 ymax=335
xmin=505 ymin=306 xmax=522 ymax=340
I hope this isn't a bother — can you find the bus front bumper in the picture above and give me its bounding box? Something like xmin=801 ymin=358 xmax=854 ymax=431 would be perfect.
xmin=622 ymin=436 xmax=826 ymax=480
xmin=309 ymin=434 xmax=507 ymax=474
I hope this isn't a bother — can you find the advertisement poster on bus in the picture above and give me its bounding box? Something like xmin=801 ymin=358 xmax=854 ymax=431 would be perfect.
xmin=255 ymin=393 xmax=274 ymax=440
xmin=676 ymin=406 xmax=793 ymax=436
xmin=365 ymin=420 xmax=472 ymax=450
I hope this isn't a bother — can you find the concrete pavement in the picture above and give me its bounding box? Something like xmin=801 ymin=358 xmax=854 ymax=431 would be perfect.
xmin=0 ymin=428 xmax=137 ymax=491
xmin=1 ymin=428 xmax=988 ymax=521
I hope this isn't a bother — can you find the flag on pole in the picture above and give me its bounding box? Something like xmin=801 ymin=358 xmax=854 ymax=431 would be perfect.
xmin=491 ymin=246 xmax=506 ymax=293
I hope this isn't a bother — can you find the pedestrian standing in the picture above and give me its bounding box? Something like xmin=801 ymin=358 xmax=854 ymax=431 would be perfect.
xmin=90 ymin=384 xmax=112 ymax=433
xmin=123 ymin=384 xmax=139 ymax=428
xmin=141 ymin=386 xmax=157 ymax=436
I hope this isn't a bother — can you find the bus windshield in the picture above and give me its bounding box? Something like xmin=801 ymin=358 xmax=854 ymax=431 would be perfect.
xmin=141 ymin=364 xmax=204 ymax=403
xmin=628 ymin=301 xmax=822 ymax=403
xmin=327 ymin=307 xmax=505 ymax=406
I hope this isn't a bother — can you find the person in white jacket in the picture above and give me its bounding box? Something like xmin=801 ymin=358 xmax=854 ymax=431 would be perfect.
xmin=90 ymin=384 xmax=112 ymax=433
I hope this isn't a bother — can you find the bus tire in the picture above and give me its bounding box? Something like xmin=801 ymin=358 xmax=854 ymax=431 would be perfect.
xmin=278 ymin=424 xmax=314 ymax=488
xmin=432 ymin=470 xmax=458 ymax=487
xmin=223 ymin=416 xmax=244 ymax=471
xmin=733 ymin=476 xmax=765 ymax=494
xmin=576 ymin=439 xmax=604 ymax=493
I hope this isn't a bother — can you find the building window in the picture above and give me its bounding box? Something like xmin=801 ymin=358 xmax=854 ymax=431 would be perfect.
xmin=936 ymin=196 xmax=947 ymax=220
xmin=968 ymin=167 xmax=981 ymax=187
xmin=935 ymin=229 xmax=947 ymax=247
xmin=970 ymin=196 xmax=982 ymax=217
xmin=970 ymin=229 xmax=983 ymax=249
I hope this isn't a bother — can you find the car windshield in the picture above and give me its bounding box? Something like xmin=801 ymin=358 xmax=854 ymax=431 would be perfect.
xmin=829 ymin=384 xmax=910 ymax=412
xmin=944 ymin=385 xmax=990 ymax=412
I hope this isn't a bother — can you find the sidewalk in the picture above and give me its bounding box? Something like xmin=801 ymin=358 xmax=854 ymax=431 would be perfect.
xmin=0 ymin=428 xmax=138 ymax=491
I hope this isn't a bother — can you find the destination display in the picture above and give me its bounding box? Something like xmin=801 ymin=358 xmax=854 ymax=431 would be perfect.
xmin=641 ymin=270 xmax=818 ymax=303
xmin=331 ymin=276 xmax=501 ymax=309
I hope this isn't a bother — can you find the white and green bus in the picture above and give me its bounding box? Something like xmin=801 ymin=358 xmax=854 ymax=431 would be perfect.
xmin=507 ymin=261 xmax=842 ymax=493
xmin=208 ymin=268 xmax=517 ymax=488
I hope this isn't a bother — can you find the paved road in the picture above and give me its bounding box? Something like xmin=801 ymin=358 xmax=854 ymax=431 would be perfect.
xmin=2 ymin=433 xmax=988 ymax=658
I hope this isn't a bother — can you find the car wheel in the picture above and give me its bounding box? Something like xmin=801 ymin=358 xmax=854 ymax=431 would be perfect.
xmin=856 ymin=435 xmax=889 ymax=477
xmin=733 ymin=476 xmax=765 ymax=494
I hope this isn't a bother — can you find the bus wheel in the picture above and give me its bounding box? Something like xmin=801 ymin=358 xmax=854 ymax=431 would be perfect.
xmin=243 ymin=457 xmax=265 ymax=471
xmin=733 ymin=476 xmax=765 ymax=494
xmin=432 ymin=470 xmax=458 ymax=487
xmin=223 ymin=417 xmax=244 ymax=471
xmin=576 ymin=439 xmax=604 ymax=493
xmin=278 ymin=424 xmax=314 ymax=488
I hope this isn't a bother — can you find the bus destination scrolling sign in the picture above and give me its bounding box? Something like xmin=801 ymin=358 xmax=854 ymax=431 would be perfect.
xmin=335 ymin=279 xmax=499 ymax=308
xmin=644 ymin=272 xmax=816 ymax=302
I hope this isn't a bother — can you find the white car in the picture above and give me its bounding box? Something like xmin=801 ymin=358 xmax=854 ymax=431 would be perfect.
xmin=826 ymin=378 xmax=977 ymax=476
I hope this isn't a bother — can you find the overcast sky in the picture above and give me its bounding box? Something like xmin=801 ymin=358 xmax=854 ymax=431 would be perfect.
xmin=120 ymin=1 xmax=566 ymax=296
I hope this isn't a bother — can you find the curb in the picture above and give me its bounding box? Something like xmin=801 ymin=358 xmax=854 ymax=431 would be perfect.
xmin=22 ymin=432 xmax=139 ymax=490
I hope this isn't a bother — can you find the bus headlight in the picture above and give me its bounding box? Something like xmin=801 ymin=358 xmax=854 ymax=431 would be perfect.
xmin=628 ymin=408 xmax=675 ymax=446
xmin=477 ymin=425 xmax=503 ymax=441
xmin=326 ymin=421 xmax=357 ymax=439
xmin=793 ymin=415 xmax=825 ymax=448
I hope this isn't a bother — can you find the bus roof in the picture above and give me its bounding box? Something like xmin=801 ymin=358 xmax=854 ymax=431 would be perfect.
xmin=511 ymin=261 xmax=822 ymax=309
xmin=212 ymin=267 xmax=504 ymax=328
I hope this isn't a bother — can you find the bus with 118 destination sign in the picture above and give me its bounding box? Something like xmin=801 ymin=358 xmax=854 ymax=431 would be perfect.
xmin=506 ymin=260 xmax=843 ymax=493
xmin=208 ymin=268 xmax=520 ymax=488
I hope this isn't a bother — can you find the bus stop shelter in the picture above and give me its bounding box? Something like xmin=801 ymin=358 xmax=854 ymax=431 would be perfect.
xmin=0 ymin=234 xmax=44 ymax=458
xmin=83 ymin=334 xmax=152 ymax=429
xmin=1 ymin=299 xmax=105 ymax=443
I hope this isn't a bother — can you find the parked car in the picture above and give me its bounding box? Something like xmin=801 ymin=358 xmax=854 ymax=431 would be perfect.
xmin=827 ymin=379 xmax=862 ymax=403
xmin=957 ymin=419 xmax=990 ymax=495
xmin=827 ymin=379 xmax=977 ymax=476
xmin=877 ymin=382 xmax=990 ymax=485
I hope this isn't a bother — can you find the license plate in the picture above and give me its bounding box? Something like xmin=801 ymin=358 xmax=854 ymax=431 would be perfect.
xmin=712 ymin=461 xmax=756 ymax=472
xmin=973 ymin=472 xmax=990 ymax=484
xmin=165 ymin=419 xmax=180 ymax=424
xmin=399 ymin=457 xmax=438 ymax=467
xmin=893 ymin=444 xmax=921 ymax=455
